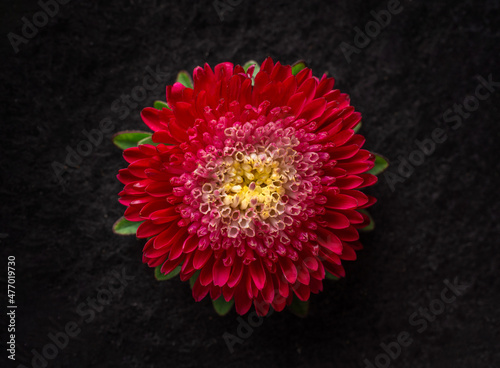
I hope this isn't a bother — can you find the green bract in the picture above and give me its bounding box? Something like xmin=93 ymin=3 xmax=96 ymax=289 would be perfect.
xmin=155 ymin=265 xmax=181 ymax=281
xmin=368 ymin=154 xmax=389 ymax=176
xmin=291 ymin=60 xmax=307 ymax=75
xmin=212 ymin=297 xmax=235 ymax=316
xmin=112 ymin=131 xmax=152 ymax=150
xmin=112 ymin=217 xmax=143 ymax=236
xmin=176 ymin=70 xmax=194 ymax=89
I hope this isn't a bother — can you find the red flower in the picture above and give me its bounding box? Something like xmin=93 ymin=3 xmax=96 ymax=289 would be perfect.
xmin=118 ymin=58 xmax=376 ymax=315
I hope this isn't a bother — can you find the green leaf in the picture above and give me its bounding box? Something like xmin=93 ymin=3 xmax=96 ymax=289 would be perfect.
xmin=325 ymin=272 xmax=340 ymax=281
xmin=189 ymin=270 xmax=200 ymax=289
xmin=154 ymin=100 xmax=170 ymax=110
xmin=358 ymin=209 xmax=375 ymax=232
xmin=176 ymin=70 xmax=193 ymax=89
xmin=243 ymin=60 xmax=260 ymax=78
xmin=353 ymin=122 xmax=362 ymax=133
xmin=212 ymin=297 xmax=234 ymax=316
xmin=112 ymin=131 xmax=152 ymax=150
xmin=112 ymin=217 xmax=142 ymax=236
xmin=291 ymin=60 xmax=307 ymax=75
xmin=288 ymin=296 xmax=309 ymax=317
xmin=155 ymin=265 xmax=181 ymax=281
xmin=368 ymin=153 xmax=389 ymax=176
xmin=137 ymin=136 xmax=159 ymax=146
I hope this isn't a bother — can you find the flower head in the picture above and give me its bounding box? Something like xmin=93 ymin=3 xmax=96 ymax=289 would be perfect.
xmin=118 ymin=58 xmax=377 ymax=315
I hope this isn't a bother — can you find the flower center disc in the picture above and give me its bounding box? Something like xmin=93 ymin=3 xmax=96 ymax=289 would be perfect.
xmin=189 ymin=121 xmax=323 ymax=253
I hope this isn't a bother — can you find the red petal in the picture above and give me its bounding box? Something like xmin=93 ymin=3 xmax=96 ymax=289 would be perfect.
xmin=334 ymin=175 xmax=364 ymax=189
xmin=279 ymin=257 xmax=297 ymax=284
xmin=335 ymin=226 xmax=360 ymax=242
xmin=153 ymin=222 xmax=179 ymax=249
xmin=324 ymin=262 xmax=345 ymax=278
xmin=139 ymin=200 xmax=168 ymax=218
xmin=331 ymin=129 xmax=355 ymax=146
xmin=340 ymin=244 xmax=357 ymax=261
xmin=328 ymin=144 xmax=360 ymax=160
xmin=303 ymin=256 xmax=319 ymax=271
xmin=323 ymin=210 xmax=350 ymax=229
xmin=293 ymin=283 xmax=310 ymax=301
xmin=123 ymin=147 xmax=148 ymax=164
xmin=168 ymin=232 xmax=188 ymax=260
xmin=193 ymin=248 xmax=213 ymax=269
xmin=213 ymin=257 xmax=231 ymax=287
xmin=340 ymin=190 xmax=369 ymax=207
xmin=136 ymin=220 xmax=168 ymax=239
xmin=182 ymin=235 xmax=199 ymax=253
xmin=128 ymin=158 xmax=156 ymax=178
xmin=199 ymin=258 xmax=214 ymax=286
xmin=160 ymin=257 xmax=182 ymax=275
xmin=145 ymin=181 xmax=173 ymax=197
xmin=254 ymin=298 xmax=270 ymax=317
xmin=249 ymin=258 xmax=266 ymax=290
xmin=234 ymin=281 xmax=253 ymax=315
xmin=276 ymin=274 xmax=289 ymax=298
xmin=320 ymin=249 xmax=342 ymax=265
xmin=340 ymin=209 xmax=365 ymax=224
xmin=227 ymin=257 xmax=244 ymax=288
xmin=325 ymin=194 xmax=358 ymax=210
xmin=317 ymin=227 xmax=343 ymax=254
xmin=165 ymin=117 xmax=188 ymax=142
xmin=210 ymin=285 xmax=222 ymax=300
xmin=287 ymin=92 xmax=307 ymax=116
xmin=222 ymin=284 xmax=235 ymax=302
xmin=180 ymin=253 xmax=195 ymax=279
xmin=152 ymin=130 xmax=178 ymax=145
xmin=299 ymin=98 xmax=327 ymax=122
xmin=358 ymin=173 xmax=378 ymax=188
xmin=124 ymin=206 xmax=142 ymax=221
xmin=150 ymin=207 xmax=179 ymax=223
xmin=296 ymin=262 xmax=310 ymax=285
xmin=141 ymin=108 xmax=165 ymax=131
xmin=117 ymin=169 xmax=138 ymax=184
xmin=336 ymin=162 xmax=371 ymax=175
xmin=359 ymin=195 xmax=377 ymax=209
xmin=261 ymin=269 xmax=274 ymax=303
xmin=271 ymin=297 xmax=288 ymax=312
xmin=192 ymin=278 xmax=210 ymax=302
xmin=348 ymin=240 xmax=363 ymax=251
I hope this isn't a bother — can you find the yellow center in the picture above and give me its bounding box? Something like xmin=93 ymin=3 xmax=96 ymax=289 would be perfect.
xmin=222 ymin=154 xmax=286 ymax=219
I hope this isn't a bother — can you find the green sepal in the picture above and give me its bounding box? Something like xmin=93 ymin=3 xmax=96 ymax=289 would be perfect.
xmin=325 ymin=272 xmax=340 ymax=281
xmin=112 ymin=131 xmax=152 ymax=150
xmin=358 ymin=209 xmax=375 ymax=232
xmin=368 ymin=153 xmax=389 ymax=176
xmin=353 ymin=122 xmax=362 ymax=133
xmin=243 ymin=60 xmax=260 ymax=78
xmin=287 ymin=296 xmax=309 ymax=317
xmin=176 ymin=70 xmax=193 ymax=89
xmin=291 ymin=60 xmax=307 ymax=75
xmin=189 ymin=270 xmax=200 ymax=289
xmin=137 ymin=136 xmax=159 ymax=146
xmin=154 ymin=100 xmax=170 ymax=110
xmin=212 ymin=296 xmax=234 ymax=316
xmin=112 ymin=217 xmax=142 ymax=236
xmin=154 ymin=265 xmax=181 ymax=281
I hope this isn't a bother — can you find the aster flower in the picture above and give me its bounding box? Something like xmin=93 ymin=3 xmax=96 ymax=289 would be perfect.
xmin=113 ymin=58 xmax=386 ymax=316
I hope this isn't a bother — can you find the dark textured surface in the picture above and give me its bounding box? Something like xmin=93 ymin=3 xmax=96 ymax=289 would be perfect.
xmin=1 ymin=0 xmax=499 ymax=367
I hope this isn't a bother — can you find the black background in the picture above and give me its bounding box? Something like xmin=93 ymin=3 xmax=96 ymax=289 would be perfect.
xmin=1 ymin=0 xmax=499 ymax=367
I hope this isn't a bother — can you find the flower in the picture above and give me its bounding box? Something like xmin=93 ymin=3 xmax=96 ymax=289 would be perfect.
xmin=117 ymin=58 xmax=377 ymax=316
